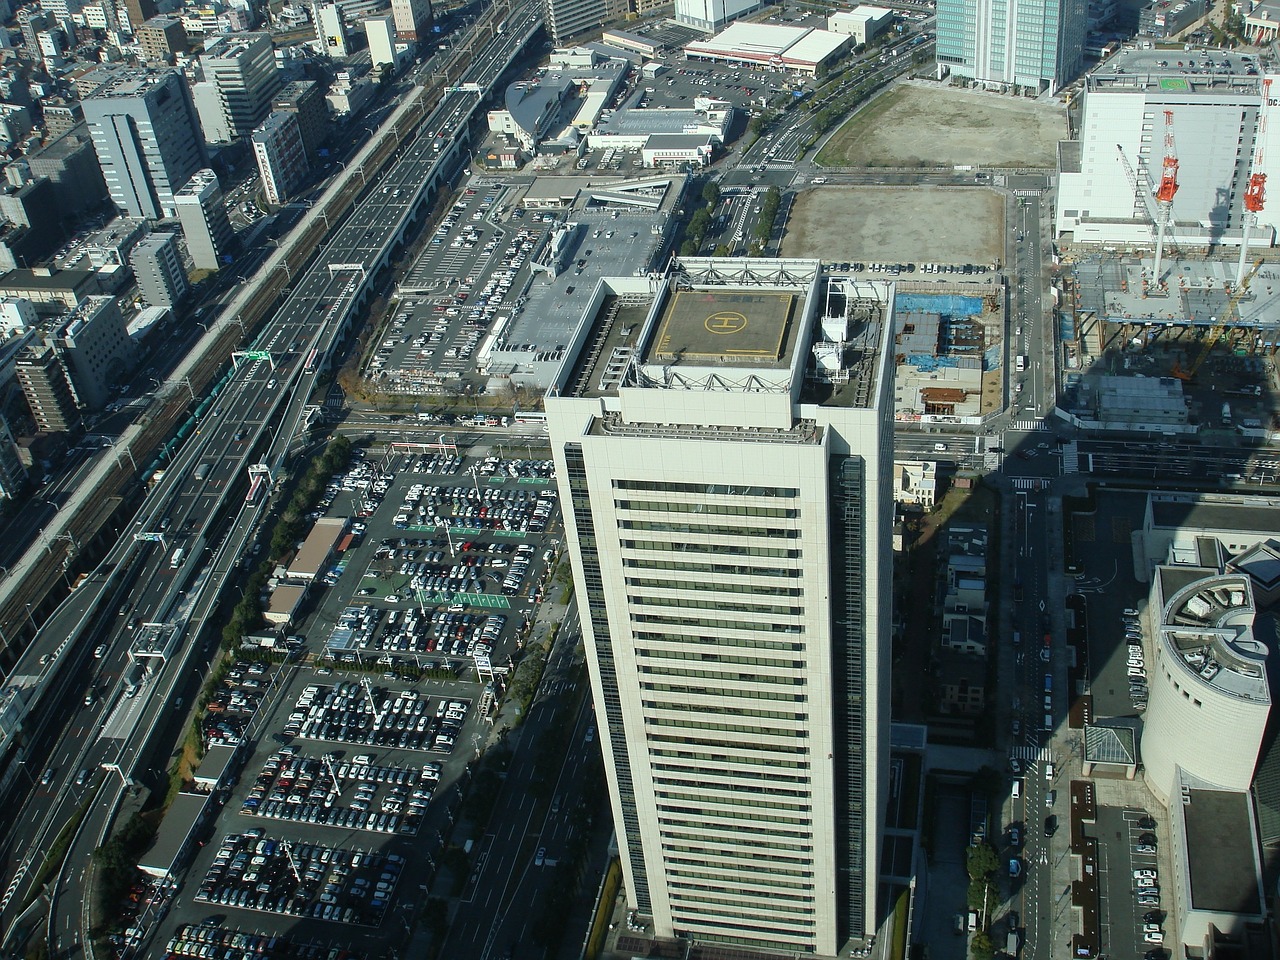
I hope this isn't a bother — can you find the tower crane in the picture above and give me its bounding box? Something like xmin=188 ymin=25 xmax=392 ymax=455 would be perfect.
xmin=1171 ymin=258 xmax=1264 ymax=380
xmin=1239 ymin=77 xmax=1272 ymax=286
xmin=1116 ymin=139 xmax=1175 ymax=283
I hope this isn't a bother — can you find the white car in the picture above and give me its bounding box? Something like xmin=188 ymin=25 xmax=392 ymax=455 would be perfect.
xmin=1144 ymin=932 xmax=1164 ymax=945
xmin=1134 ymin=869 xmax=1158 ymax=880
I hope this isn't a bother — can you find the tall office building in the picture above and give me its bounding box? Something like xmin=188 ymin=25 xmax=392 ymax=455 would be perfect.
xmin=131 ymin=231 xmax=188 ymax=307
xmin=543 ymin=0 xmax=626 ymax=43
xmin=120 ymin=0 xmax=157 ymax=32
xmin=82 ymin=67 xmax=207 ymax=220
xmin=546 ymin=259 xmax=893 ymax=957
xmin=192 ymin=32 xmax=281 ymax=144
xmin=17 ymin=342 xmax=80 ymax=433
xmin=315 ymin=3 xmax=351 ymax=57
xmin=272 ymin=80 xmax=327 ymax=161
xmin=174 ymin=168 xmax=234 ymax=270
xmin=136 ymin=16 xmax=188 ymax=63
xmin=935 ymin=0 xmax=1086 ymax=94
xmin=390 ymin=0 xmax=430 ymax=41
xmin=51 ymin=295 xmax=136 ymax=410
xmin=251 ymin=111 xmax=307 ymax=205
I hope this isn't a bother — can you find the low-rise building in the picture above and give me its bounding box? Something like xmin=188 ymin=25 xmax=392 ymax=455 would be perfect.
xmin=893 ymin=459 xmax=937 ymax=508
xmin=285 ymin=517 xmax=347 ymax=582
xmin=827 ymin=5 xmax=894 ymax=45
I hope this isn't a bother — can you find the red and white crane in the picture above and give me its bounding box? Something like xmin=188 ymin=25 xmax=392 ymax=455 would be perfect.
xmin=1151 ymin=109 xmax=1180 ymax=282
xmin=1240 ymin=77 xmax=1271 ymax=286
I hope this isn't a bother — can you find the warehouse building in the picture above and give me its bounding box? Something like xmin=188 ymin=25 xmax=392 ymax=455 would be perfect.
xmin=684 ymin=22 xmax=853 ymax=76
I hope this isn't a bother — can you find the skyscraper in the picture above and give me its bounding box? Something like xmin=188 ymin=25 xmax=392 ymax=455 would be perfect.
xmin=192 ymin=32 xmax=281 ymax=144
xmin=543 ymin=0 xmax=627 ymax=43
xmin=546 ymin=259 xmax=893 ymax=956
xmin=935 ymin=0 xmax=1086 ymax=94
xmin=82 ymin=67 xmax=207 ymax=220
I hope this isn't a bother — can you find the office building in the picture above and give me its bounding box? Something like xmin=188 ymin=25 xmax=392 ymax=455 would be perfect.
xmin=252 ymin=111 xmax=307 ymax=205
xmin=366 ymin=15 xmax=403 ymax=71
xmin=82 ymin=67 xmax=207 ymax=220
xmin=674 ymin=0 xmax=764 ymax=32
xmin=41 ymin=98 xmax=84 ymax=139
xmin=50 ymin=294 xmax=135 ymax=410
xmin=390 ymin=0 xmax=431 ymax=40
xmin=935 ymin=0 xmax=1086 ymax=94
xmin=136 ymin=16 xmax=188 ymax=63
xmin=16 ymin=342 xmax=79 ymax=432
xmin=27 ymin=124 xmax=110 ymax=224
xmin=193 ymin=32 xmax=281 ymax=144
xmin=545 ymin=259 xmax=893 ymax=956
xmin=130 ymin=232 xmax=187 ymax=308
xmin=272 ymin=80 xmax=327 ymax=161
xmin=544 ymin=0 xmax=627 ymax=43
xmin=826 ymin=5 xmax=894 ymax=45
xmin=121 ymin=0 xmax=157 ymax=31
xmin=1056 ymin=60 xmax=1280 ymax=248
xmin=316 ymin=3 xmax=351 ymax=57
xmin=175 ymin=168 xmax=233 ymax=270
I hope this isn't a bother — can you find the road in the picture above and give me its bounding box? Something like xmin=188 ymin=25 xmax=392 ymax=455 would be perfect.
xmin=0 ymin=4 xmax=547 ymax=953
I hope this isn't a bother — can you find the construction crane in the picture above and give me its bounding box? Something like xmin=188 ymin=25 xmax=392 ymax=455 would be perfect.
xmin=1116 ymin=141 xmax=1175 ymax=283
xmin=1171 ymin=258 xmax=1264 ymax=380
xmin=1239 ymin=78 xmax=1272 ymax=286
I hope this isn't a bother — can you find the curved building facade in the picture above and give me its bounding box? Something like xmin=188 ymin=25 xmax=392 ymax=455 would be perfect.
xmin=1141 ymin=568 xmax=1270 ymax=804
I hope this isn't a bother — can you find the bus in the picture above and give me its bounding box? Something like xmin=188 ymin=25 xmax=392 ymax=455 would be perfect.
xmin=304 ymin=348 xmax=319 ymax=373
xmin=514 ymin=411 xmax=547 ymax=425
xmin=245 ymin=474 xmax=265 ymax=505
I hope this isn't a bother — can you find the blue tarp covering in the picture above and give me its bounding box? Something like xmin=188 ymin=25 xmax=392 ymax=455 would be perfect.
xmin=896 ymin=293 xmax=984 ymax=317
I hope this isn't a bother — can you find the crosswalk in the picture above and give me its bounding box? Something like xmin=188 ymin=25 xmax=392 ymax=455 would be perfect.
xmin=1011 ymin=478 xmax=1041 ymax=490
xmin=1011 ymin=420 xmax=1049 ymax=431
xmin=1011 ymin=745 xmax=1052 ymax=763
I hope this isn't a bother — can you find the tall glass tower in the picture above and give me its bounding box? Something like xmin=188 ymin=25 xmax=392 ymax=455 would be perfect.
xmin=936 ymin=0 xmax=1086 ymax=94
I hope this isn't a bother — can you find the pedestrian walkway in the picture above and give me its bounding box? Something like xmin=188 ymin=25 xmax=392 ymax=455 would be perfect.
xmin=1011 ymin=478 xmax=1041 ymax=490
xmin=1010 ymin=744 xmax=1052 ymax=763
xmin=1061 ymin=441 xmax=1080 ymax=474
xmin=1011 ymin=420 xmax=1049 ymax=431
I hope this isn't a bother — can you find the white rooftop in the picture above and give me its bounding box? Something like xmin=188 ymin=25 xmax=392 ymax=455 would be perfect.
xmin=685 ymin=21 xmax=850 ymax=66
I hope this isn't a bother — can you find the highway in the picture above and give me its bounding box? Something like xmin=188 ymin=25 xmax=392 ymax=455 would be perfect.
xmin=0 ymin=2 xmax=546 ymax=953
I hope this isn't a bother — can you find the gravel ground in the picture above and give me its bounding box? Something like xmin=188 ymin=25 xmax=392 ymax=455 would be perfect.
xmin=781 ymin=185 xmax=1006 ymax=265
xmin=816 ymin=81 xmax=1066 ymax=168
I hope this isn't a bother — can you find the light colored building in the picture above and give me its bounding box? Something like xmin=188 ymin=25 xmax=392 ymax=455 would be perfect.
xmin=543 ymin=0 xmax=627 ymax=44
xmin=893 ymin=459 xmax=937 ymax=508
xmin=0 ymin=297 xmax=37 ymax=335
xmin=130 ymin=231 xmax=188 ymax=308
xmin=546 ymin=258 xmax=892 ymax=956
xmin=389 ymin=0 xmax=430 ymax=41
xmin=315 ymin=2 xmax=350 ymax=57
xmin=16 ymin=342 xmax=79 ymax=432
xmin=286 ymin=516 xmax=346 ymax=582
xmin=684 ymin=22 xmax=853 ymax=76
xmin=1135 ymin=492 xmax=1280 ymax=578
xmin=674 ymin=0 xmax=764 ymax=33
xmin=826 ymin=5 xmax=894 ymax=45
xmin=1056 ymin=62 xmax=1280 ymax=249
xmin=175 ymin=168 xmax=234 ymax=271
xmin=1137 ymin=0 xmax=1205 ymax=38
xmin=252 ymin=111 xmax=307 ymax=205
xmin=935 ymin=0 xmax=1086 ymax=94
xmin=193 ymin=32 xmax=281 ymax=144
xmin=82 ymin=67 xmax=207 ymax=219
xmin=365 ymin=15 xmax=410 ymax=71
xmin=50 ymin=294 xmax=136 ymax=410
xmin=590 ymin=95 xmax=733 ymax=151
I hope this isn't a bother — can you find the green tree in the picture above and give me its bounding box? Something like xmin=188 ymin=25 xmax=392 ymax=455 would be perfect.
xmin=701 ymin=181 xmax=720 ymax=206
xmin=970 ymin=930 xmax=995 ymax=960
xmin=688 ymin=207 xmax=712 ymax=237
xmin=679 ymin=238 xmax=700 ymax=257
xmin=966 ymin=843 xmax=999 ymax=881
xmin=714 ymin=244 xmax=731 ymax=257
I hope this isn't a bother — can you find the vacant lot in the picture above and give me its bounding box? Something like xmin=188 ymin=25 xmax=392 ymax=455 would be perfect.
xmin=781 ymin=186 xmax=1004 ymax=264
xmin=817 ymin=82 xmax=1065 ymax=168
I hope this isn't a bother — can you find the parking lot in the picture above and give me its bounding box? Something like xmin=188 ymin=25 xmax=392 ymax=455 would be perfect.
xmin=1093 ymin=806 xmax=1166 ymax=956
xmin=193 ymin=827 xmax=407 ymax=926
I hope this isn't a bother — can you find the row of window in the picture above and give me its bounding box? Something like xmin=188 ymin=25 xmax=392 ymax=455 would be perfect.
xmin=634 ymin=612 xmax=803 ymax=634
xmin=669 ymin=877 xmax=816 ymax=904
xmin=619 ymin=518 xmax=801 ymax=539
xmin=630 ymin=593 xmax=803 ymax=617
xmin=665 ymin=851 xmax=815 ymax=879
xmin=615 ymin=499 xmax=801 ymax=519
xmin=653 ymin=760 xmax=812 ymax=786
xmin=635 ymin=631 xmax=805 ymax=653
xmin=643 ymin=697 xmax=807 ymax=723
xmin=640 ymin=680 xmax=806 ymax=700
xmin=647 ymin=715 xmax=807 ymax=738
xmin=670 ymin=891 xmax=816 ymax=921
xmin=626 ymin=575 xmax=803 ymax=598
xmin=624 ymin=537 xmax=803 ymax=559
xmin=639 ymin=664 xmax=805 ymax=686
xmin=623 ymin=555 xmax=801 ymax=578
xmin=613 ymin=479 xmax=798 ymax=498
xmin=654 ymin=776 xmax=812 ymax=802
xmin=636 ymin=647 xmax=805 ymax=670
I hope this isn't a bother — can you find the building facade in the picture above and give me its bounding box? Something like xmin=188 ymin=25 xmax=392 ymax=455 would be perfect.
xmin=544 ymin=0 xmax=627 ymax=43
xmin=251 ymin=111 xmax=307 ymax=205
xmin=193 ymin=32 xmax=281 ymax=144
xmin=546 ymin=259 xmax=892 ymax=956
xmin=174 ymin=168 xmax=233 ymax=270
xmin=935 ymin=0 xmax=1087 ymax=94
xmin=272 ymin=80 xmax=327 ymax=161
xmin=674 ymin=0 xmax=765 ymax=33
xmin=16 ymin=342 xmax=79 ymax=432
xmin=315 ymin=3 xmax=351 ymax=57
xmin=136 ymin=15 xmax=188 ymax=63
xmin=52 ymin=294 xmax=136 ymax=410
xmin=390 ymin=0 xmax=430 ymax=41
xmin=130 ymin=231 xmax=188 ymax=308
xmin=82 ymin=67 xmax=207 ymax=220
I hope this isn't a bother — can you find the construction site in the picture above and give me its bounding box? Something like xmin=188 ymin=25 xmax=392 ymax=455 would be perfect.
xmin=1056 ymin=57 xmax=1280 ymax=438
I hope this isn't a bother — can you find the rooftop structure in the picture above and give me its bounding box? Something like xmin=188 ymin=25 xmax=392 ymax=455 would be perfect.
xmin=286 ymin=517 xmax=347 ymax=582
xmin=684 ymin=21 xmax=852 ymax=75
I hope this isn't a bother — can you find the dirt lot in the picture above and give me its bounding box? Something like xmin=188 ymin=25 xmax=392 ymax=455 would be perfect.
xmin=781 ymin=185 xmax=1005 ymax=265
xmin=816 ymin=81 xmax=1065 ymax=169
